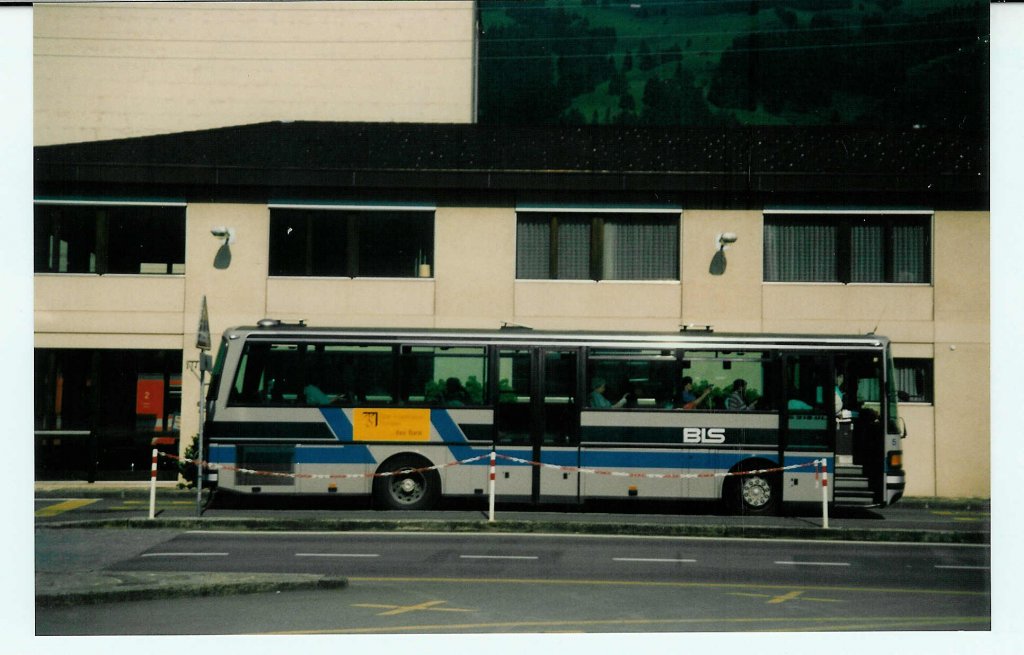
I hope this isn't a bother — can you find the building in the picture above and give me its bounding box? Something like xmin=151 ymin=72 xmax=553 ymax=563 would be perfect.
xmin=32 ymin=2 xmax=989 ymax=498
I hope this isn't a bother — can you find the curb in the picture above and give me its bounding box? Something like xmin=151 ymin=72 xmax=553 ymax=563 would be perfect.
xmin=35 ymin=516 xmax=989 ymax=545
xmin=33 ymin=486 xmax=989 ymax=511
xmin=36 ymin=573 xmax=348 ymax=609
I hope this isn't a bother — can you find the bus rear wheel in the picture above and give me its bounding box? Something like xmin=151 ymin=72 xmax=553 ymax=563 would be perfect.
xmin=373 ymin=455 xmax=440 ymax=510
xmin=726 ymin=463 xmax=780 ymax=515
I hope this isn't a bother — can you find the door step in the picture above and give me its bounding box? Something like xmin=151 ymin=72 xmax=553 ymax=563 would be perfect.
xmin=833 ymin=464 xmax=878 ymax=506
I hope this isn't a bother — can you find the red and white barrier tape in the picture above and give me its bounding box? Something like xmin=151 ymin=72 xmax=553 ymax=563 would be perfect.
xmin=494 ymin=453 xmax=818 ymax=480
xmin=161 ymin=451 xmax=821 ymax=482
xmin=161 ymin=451 xmax=490 ymax=480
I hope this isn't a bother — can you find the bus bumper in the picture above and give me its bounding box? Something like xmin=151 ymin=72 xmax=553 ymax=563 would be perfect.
xmin=885 ymin=472 xmax=905 ymax=506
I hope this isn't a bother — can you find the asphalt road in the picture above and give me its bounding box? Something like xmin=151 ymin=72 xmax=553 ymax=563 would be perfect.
xmin=37 ymin=530 xmax=990 ymax=635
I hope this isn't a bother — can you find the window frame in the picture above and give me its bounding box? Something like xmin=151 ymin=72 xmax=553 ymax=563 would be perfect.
xmin=34 ymin=200 xmax=186 ymax=276
xmin=516 ymin=207 xmax=680 ymax=281
xmin=893 ymin=357 xmax=934 ymax=404
xmin=268 ymin=203 xmax=436 ymax=279
xmin=763 ymin=210 xmax=933 ymax=285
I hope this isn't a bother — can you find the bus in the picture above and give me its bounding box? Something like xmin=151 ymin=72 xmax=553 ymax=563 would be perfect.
xmin=203 ymin=320 xmax=906 ymax=514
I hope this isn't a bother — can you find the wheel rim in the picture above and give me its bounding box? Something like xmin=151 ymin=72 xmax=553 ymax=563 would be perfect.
xmin=740 ymin=475 xmax=772 ymax=509
xmin=387 ymin=470 xmax=425 ymax=506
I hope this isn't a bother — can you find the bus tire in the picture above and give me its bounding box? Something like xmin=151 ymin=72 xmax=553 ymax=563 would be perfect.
xmin=373 ymin=455 xmax=441 ymax=510
xmin=725 ymin=460 xmax=780 ymax=515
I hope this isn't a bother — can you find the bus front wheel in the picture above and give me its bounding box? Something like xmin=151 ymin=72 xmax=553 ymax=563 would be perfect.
xmin=725 ymin=462 xmax=779 ymax=515
xmin=373 ymin=455 xmax=441 ymax=510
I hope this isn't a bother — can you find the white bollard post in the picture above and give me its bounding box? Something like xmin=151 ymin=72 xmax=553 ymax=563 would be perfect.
xmin=488 ymin=449 xmax=496 ymax=523
xmin=820 ymin=458 xmax=830 ymax=529
xmin=149 ymin=447 xmax=158 ymax=520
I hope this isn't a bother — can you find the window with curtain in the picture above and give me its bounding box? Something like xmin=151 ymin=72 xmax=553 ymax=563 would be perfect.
xmin=516 ymin=212 xmax=678 ymax=281
xmin=894 ymin=358 xmax=933 ymax=403
xmin=764 ymin=213 xmax=931 ymax=284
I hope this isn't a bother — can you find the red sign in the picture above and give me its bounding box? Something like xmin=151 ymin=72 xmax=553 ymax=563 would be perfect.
xmin=136 ymin=376 xmax=164 ymax=421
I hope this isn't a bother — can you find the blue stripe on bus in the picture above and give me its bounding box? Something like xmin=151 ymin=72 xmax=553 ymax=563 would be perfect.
xmin=320 ymin=408 xmax=353 ymax=441
xmin=295 ymin=445 xmax=376 ymax=464
xmin=209 ymin=444 xmax=234 ymax=464
xmin=211 ymin=441 xmax=828 ymax=473
xmin=580 ymin=450 xmax=773 ymax=470
xmin=431 ymin=409 xmax=470 ymax=443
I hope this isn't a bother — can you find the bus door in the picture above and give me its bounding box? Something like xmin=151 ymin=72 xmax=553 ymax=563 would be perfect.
xmin=494 ymin=348 xmax=580 ymax=503
xmin=781 ymin=353 xmax=835 ymax=500
xmin=834 ymin=352 xmax=887 ymax=499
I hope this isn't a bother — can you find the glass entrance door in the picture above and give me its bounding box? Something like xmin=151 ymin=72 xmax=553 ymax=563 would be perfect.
xmin=494 ymin=348 xmax=580 ymax=503
xmin=537 ymin=349 xmax=580 ymax=502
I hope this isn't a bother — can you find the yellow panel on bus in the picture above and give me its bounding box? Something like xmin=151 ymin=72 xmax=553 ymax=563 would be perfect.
xmin=352 ymin=408 xmax=431 ymax=442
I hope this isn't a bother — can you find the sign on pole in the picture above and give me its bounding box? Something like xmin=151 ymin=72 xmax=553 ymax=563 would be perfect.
xmin=196 ymin=295 xmax=211 ymax=351
xmin=195 ymin=296 xmax=210 ymax=516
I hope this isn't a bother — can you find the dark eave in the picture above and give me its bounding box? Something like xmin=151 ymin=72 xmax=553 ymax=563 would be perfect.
xmin=34 ymin=122 xmax=989 ymax=209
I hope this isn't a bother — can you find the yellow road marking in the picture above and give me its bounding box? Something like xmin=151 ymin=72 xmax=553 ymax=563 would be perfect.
xmin=345 ymin=576 xmax=989 ymax=597
xmin=271 ymin=615 xmax=990 ymax=635
xmin=776 ymin=616 xmax=990 ymax=632
xmin=353 ymin=600 xmax=475 ymax=616
xmin=729 ymin=590 xmax=842 ymax=604
xmin=119 ymin=500 xmax=195 ymax=505
xmin=35 ymin=499 xmax=99 ymax=517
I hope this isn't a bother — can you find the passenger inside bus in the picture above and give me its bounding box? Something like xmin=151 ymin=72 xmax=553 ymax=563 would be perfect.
xmin=589 ymin=377 xmax=627 ymax=408
xmin=725 ymin=379 xmax=758 ymax=410
xmin=677 ymin=376 xmax=712 ymax=409
xmin=443 ymin=377 xmax=470 ymax=406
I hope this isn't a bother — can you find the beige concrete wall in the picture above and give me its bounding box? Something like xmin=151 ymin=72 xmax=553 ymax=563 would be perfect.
xmin=763 ymin=285 xmax=935 ymax=342
xmin=514 ymin=281 xmax=683 ymax=332
xmin=680 ymin=210 xmax=763 ymax=332
xmin=34 ymin=1 xmax=476 ymax=145
xmin=434 ymin=207 xmax=515 ymax=328
xmin=931 ymin=211 xmax=990 ymax=498
xmin=35 ymin=274 xmax=186 ymax=339
xmin=266 ymin=278 xmax=436 ymax=327
xmin=180 ymin=203 xmax=272 ymax=443
xmin=899 ymin=403 xmax=937 ymax=496
xmin=933 ymin=342 xmax=989 ymax=497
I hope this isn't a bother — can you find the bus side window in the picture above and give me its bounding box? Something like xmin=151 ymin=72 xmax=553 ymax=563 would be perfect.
xmin=679 ymin=351 xmax=771 ymax=411
xmin=587 ymin=350 xmax=675 ymax=409
xmin=399 ymin=346 xmax=487 ymax=407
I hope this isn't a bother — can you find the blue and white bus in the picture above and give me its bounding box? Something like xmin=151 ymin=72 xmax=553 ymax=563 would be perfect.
xmin=203 ymin=321 xmax=906 ymax=514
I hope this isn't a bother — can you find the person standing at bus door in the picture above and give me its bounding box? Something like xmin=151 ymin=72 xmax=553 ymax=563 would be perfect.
xmin=678 ymin=376 xmax=712 ymax=409
xmin=835 ymin=372 xmax=845 ymax=415
xmin=725 ymin=378 xmax=757 ymax=411
xmin=834 ymin=372 xmax=858 ymax=418
xmin=589 ymin=377 xmax=627 ymax=408
xmin=444 ymin=377 xmax=470 ymax=406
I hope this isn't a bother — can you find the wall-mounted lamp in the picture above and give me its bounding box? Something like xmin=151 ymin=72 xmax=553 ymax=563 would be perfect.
xmin=210 ymin=226 xmax=236 ymax=246
xmin=709 ymin=232 xmax=737 ymax=276
xmin=211 ymin=226 xmax=236 ymax=269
